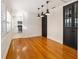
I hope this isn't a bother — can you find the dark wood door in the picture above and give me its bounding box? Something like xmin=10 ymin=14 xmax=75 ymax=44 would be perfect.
xmin=63 ymin=1 xmax=78 ymax=49
xmin=42 ymin=15 xmax=47 ymax=37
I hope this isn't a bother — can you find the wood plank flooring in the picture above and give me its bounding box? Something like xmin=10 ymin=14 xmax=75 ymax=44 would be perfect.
xmin=6 ymin=36 xmax=77 ymax=59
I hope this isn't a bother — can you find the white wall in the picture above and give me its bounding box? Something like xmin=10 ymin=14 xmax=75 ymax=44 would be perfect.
xmin=1 ymin=0 xmax=14 ymax=59
xmin=23 ymin=12 xmax=41 ymax=37
xmin=1 ymin=1 xmax=15 ymax=59
xmin=12 ymin=11 xmax=41 ymax=37
xmin=47 ymin=6 xmax=63 ymax=44
xmin=1 ymin=0 xmax=7 ymax=37
xmin=47 ymin=0 xmax=77 ymax=44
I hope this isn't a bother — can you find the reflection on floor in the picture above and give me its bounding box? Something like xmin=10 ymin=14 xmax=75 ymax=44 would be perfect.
xmin=6 ymin=36 xmax=77 ymax=59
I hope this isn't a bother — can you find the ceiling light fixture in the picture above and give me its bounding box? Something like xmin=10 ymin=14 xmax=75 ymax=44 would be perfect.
xmin=45 ymin=1 xmax=50 ymax=15
xmin=37 ymin=8 xmax=40 ymax=17
xmin=41 ymin=5 xmax=44 ymax=17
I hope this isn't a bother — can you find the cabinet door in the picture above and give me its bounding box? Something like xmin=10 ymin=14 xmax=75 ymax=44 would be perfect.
xmin=63 ymin=1 xmax=78 ymax=49
xmin=72 ymin=2 xmax=78 ymax=49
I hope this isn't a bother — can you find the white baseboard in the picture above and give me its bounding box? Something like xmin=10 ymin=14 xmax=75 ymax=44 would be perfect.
xmin=47 ymin=36 xmax=63 ymax=44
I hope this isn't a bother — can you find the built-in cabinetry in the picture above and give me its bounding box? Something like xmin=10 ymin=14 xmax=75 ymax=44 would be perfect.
xmin=63 ymin=1 xmax=78 ymax=49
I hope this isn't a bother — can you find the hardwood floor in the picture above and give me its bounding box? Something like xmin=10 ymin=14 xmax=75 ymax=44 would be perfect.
xmin=6 ymin=36 xmax=77 ymax=59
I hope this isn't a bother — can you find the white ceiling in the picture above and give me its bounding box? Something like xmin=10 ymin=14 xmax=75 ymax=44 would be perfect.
xmin=6 ymin=0 xmax=73 ymax=14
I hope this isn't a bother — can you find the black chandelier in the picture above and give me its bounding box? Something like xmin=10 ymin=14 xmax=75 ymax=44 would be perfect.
xmin=37 ymin=8 xmax=40 ymax=17
xmin=40 ymin=5 xmax=44 ymax=17
xmin=45 ymin=1 xmax=50 ymax=15
xmin=37 ymin=0 xmax=55 ymax=17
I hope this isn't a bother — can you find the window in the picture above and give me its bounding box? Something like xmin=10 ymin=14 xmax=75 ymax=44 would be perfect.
xmin=7 ymin=11 xmax=12 ymax=32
